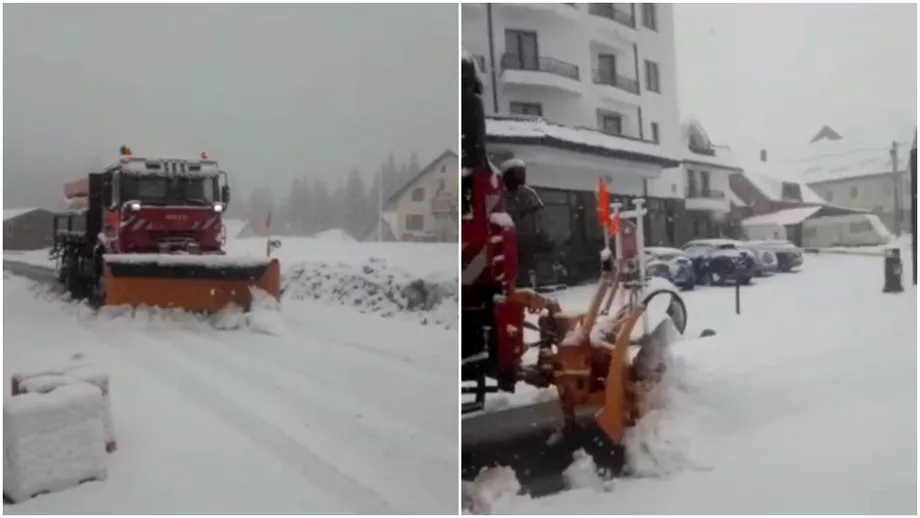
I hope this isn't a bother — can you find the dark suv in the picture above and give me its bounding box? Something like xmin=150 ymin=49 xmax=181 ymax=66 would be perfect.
xmin=681 ymin=239 xmax=755 ymax=286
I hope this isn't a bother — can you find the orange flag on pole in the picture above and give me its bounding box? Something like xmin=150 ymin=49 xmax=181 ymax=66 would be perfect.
xmin=595 ymin=178 xmax=609 ymax=228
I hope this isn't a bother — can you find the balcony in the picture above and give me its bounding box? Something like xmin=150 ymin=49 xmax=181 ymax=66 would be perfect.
xmin=498 ymin=3 xmax=580 ymax=22
xmin=588 ymin=4 xmax=635 ymax=29
xmin=592 ymin=69 xmax=639 ymax=95
xmin=685 ymin=187 xmax=730 ymax=212
xmin=500 ymin=53 xmax=583 ymax=95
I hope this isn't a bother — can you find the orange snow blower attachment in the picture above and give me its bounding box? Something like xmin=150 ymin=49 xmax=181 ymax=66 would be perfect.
xmin=101 ymin=254 xmax=281 ymax=313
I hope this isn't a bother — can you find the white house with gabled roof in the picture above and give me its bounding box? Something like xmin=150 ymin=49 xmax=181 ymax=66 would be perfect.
xmin=782 ymin=124 xmax=915 ymax=233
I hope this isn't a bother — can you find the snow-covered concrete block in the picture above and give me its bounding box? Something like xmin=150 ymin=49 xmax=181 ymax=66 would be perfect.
xmin=12 ymin=361 xmax=117 ymax=453
xmin=3 ymin=383 xmax=108 ymax=504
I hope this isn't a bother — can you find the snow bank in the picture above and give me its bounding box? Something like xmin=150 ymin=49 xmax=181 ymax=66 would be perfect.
xmin=4 ymin=383 xmax=108 ymax=503
xmin=311 ymin=228 xmax=356 ymax=242
xmin=463 ymin=466 xmax=521 ymax=514
xmin=281 ymin=257 xmax=457 ymax=329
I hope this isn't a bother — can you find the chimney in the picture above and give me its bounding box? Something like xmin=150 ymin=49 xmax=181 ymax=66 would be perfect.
xmin=760 ymin=149 xmax=768 ymax=162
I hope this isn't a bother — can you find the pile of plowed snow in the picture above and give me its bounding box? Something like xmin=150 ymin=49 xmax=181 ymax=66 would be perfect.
xmin=311 ymin=229 xmax=356 ymax=242
xmin=281 ymin=258 xmax=457 ymax=329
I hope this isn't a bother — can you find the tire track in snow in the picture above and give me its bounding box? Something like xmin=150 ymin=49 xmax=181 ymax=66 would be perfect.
xmin=154 ymin=326 xmax=455 ymax=465
xmin=82 ymin=324 xmax=398 ymax=514
xmin=278 ymin=313 xmax=447 ymax=384
xmin=207 ymin=328 xmax=451 ymax=438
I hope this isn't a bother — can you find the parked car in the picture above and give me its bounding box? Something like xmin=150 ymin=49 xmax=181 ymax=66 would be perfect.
xmin=681 ymin=239 xmax=755 ymax=286
xmin=735 ymin=242 xmax=779 ymax=277
xmin=644 ymin=247 xmax=696 ymax=290
xmin=749 ymin=239 xmax=804 ymax=272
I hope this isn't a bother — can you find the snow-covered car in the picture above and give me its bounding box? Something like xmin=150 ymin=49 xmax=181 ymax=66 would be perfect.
xmin=644 ymin=247 xmax=695 ymax=290
xmin=735 ymin=242 xmax=779 ymax=277
xmin=681 ymin=239 xmax=754 ymax=286
xmin=749 ymin=239 xmax=804 ymax=272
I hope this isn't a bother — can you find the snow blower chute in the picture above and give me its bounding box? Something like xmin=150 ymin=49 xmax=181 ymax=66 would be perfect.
xmin=461 ymin=53 xmax=694 ymax=498
xmin=51 ymin=147 xmax=281 ymax=313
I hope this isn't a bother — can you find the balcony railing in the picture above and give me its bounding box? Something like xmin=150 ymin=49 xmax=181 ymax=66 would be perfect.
xmin=592 ymin=69 xmax=639 ymax=95
xmin=501 ymin=53 xmax=580 ymax=81
xmin=588 ymin=4 xmax=635 ymax=28
xmin=686 ymin=187 xmax=726 ymax=200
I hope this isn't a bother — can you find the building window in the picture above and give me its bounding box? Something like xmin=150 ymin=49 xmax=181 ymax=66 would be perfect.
xmin=651 ymin=122 xmax=660 ymax=143
xmin=405 ymin=214 xmax=424 ymax=231
xmin=411 ymin=187 xmax=425 ymax=201
xmin=505 ymin=30 xmax=539 ymax=70
xmin=438 ymin=179 xmax=446 ymax=190
xmin=849 ymin=221 xmax=872 ymax=233
xmin=599 ymin=113 xmax=623 ymax=135
xmin=509 ymin=101 xmax=543 ymax=116
xmin=850 ymin=185 xmax=858 ymax=199
xmin=642 ymin=3 xmax=658 ymax=31
xmin=596 ymin=53 xmax=617 ymax=84
xmin=686 ymin=169 xmax=698 ymax=197
xmin=441 ymin=165 xmax=446 ymax=174
xmin=700 ymin=170 xmax=711 ymax=195
xmin=645 ymin=60 xmax=660 ymax=93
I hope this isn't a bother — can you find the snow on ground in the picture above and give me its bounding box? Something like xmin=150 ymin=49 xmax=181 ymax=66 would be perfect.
xmin=2 ymin=249 xmax=54 ymax=269
xmin=3 ymin=239 xmax=458 ymax=513
xmin=469 ymin=254 xmax=917 ymax=514
xmin=311 ymin=228 xmax=356 ymax=242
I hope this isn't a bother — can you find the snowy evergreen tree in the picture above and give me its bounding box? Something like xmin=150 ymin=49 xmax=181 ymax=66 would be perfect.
xmin=343 ymin=167 xmax=369 ymax=238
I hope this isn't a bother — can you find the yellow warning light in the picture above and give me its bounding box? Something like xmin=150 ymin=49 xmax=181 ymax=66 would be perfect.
xmin=120 ymin=145 xmax=132 ymax=156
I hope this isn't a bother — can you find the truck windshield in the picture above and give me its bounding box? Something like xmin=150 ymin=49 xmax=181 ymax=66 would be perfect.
xmin=122 ymin=176 xmax=216 ymax=206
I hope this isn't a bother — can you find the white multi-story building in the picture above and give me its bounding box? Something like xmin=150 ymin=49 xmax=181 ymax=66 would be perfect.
xmin=462 ymin=3 xmax=680 ymax=151
xmin=463 ymin=3 xmax=695 ymax=271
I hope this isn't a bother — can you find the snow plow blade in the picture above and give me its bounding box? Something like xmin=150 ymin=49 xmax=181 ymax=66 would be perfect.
xmin=102 ymin=254 xmax=280 ymax=313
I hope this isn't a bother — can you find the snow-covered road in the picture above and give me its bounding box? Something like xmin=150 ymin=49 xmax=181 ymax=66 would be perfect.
xmin=472 ymin=253 xmax=917 ymax=514
xmin=3 ymin=238 xmax=458 ymax=514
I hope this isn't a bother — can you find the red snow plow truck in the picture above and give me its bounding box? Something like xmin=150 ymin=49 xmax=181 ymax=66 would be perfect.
xmin=51 ymin=146 xmax=280 ymax=313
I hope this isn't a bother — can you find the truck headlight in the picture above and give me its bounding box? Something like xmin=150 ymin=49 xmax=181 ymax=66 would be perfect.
xmin=129 ymin=202 xmax=141 ymax=211
xmin=212 ymin=203 xmax=224 ymax=213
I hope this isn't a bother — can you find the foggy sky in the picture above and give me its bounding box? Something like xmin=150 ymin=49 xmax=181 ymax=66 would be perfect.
xmin=673 ymin=3 xmax=917 ymax=165
xmin=3 ymin=3 xmax=458 ymax=207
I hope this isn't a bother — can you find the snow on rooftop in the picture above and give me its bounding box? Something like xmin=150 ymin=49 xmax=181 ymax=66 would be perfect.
xmin=4 ymin=208 xmax=38 ymax=221
xmin=742 ymin=206 xmax=822 ymax=227
xmin=486 ymin=116 xmax=677 ymax=163
xmin=742 ymin=166 xmax=826 ymax=205
xmin=726 ymin=188 xmax=747 ymax=207
xmin=781 ymin=125 xmax=915 ymax=185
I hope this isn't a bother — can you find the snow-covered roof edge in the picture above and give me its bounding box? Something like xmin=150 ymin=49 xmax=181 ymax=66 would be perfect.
xmin=486 ymin=115 xmax=679 ymax=167
xmin=742 ymin=206 xmax=822 ymax=227
xmin=3 ymin=208 xmax=41 ymax=221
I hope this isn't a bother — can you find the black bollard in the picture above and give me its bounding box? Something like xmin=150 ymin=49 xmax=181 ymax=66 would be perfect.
xmin=735 ymin=281 xmax=741 ymax=315
xmin=883 ymin=248 xmax=904 ymax=294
